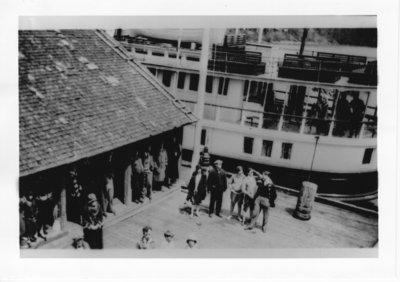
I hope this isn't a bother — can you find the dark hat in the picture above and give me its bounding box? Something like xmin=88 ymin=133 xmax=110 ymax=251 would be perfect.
xmin=186 ymin=233 xmax=197 ymax=243
xmin=164 ymin=230 xmax=174 ymax=237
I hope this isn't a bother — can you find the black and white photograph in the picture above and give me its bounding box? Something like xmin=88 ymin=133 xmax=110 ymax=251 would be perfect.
xmin=1 ymin=0 xmax=400 ymax=281
xmin=18 ymin=19 xmax=379 ymax=253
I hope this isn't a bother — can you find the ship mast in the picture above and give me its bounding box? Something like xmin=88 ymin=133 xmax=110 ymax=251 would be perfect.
xmin=190 ymin=28 xmax=211 ymax=171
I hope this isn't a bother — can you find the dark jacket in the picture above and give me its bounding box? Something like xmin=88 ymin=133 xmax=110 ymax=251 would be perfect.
xmin=255 ymin=180 xmax=277 ymax=207
xmin=207 ymin=167 xmax=228 ymax=193
xmin=186 ymin=173 xmax=207 ymax=203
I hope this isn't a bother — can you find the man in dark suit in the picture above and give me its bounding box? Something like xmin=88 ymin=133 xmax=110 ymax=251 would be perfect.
xmin=207 ymin=160 xmax=228 ymax=217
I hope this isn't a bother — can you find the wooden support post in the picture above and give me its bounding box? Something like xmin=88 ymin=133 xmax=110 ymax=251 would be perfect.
xmin=60 ymin=180 xmax=67 ymax=231
xmin=124 ymin=163 xmax=132 ymax=205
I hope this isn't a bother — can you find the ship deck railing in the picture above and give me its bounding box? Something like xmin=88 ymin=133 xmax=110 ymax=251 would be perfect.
xmin=117 ymin=39 xmax=377 ymax=87
xmin=181 ymin=99 xmax=377 ymax=138
xmin=278 ymin=54 xmax=377 ymax=86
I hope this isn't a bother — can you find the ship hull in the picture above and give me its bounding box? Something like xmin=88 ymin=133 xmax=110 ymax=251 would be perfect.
xmin=182 ymin=149 xmax=378 ymax=195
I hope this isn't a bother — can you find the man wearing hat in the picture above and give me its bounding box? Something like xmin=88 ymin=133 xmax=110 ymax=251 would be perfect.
xmin=207 ymin=160 xmax=228 ymax=217
xmin=160 ymin=230 xmax=175 ymax=249
xmin=185 ymin=233 xmax=198 ymax=249
xmin=245 ymin=170 xmax=276 ymax=233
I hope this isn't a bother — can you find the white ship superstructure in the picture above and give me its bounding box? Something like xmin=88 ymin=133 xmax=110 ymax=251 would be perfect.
xmin=113 ymin=28 xmax=378 ymax=194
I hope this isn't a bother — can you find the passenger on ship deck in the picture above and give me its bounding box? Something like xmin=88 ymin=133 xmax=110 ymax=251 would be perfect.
xmin=227 ymin=166 xmax=246 ymax=221
xmin=310 ymin=93 xmax=329 ymax=135
xmin=241 ymin=168 xmax=258 ymax=225
xmin=334 ymin=94 xmax=351 ymax=137
xmin=349 ymin=93 xmax=366 ymax=138
xmin=245 ymin=171 xmax=276 ymax=233
xmin=207 ymin=160 xmax=228 ymax=218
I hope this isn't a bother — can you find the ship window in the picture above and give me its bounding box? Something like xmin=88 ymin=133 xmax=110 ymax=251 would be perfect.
xmin=247 ymin=81 xmax=266 ymax=104
xmin=261 ymin=140 xmax=273 ymax=157
xmin=218 ymin=77 xmax=224 ymax=94
xmin=148 ymin=67 xmax=157 ymax=76
xmin=200 ymin=129 xmax=207 ymax=145
xmin=189 ymin=74 xmax=199 ymax=91
xmin=162 ymin=70 xmax=173 ymax=87
xmin=281 ymin=143 xmax=292 ymax=160
xmin=362 ymin=148 xmax=374 ymax=164
xmin=135 ymin=48 xmax=148 ymax=54
xmin=187 ymin=56 xmax=200 ymax=62
xmin=177 ymin=72 xmax=186 ymax=89
xmin=217 ymin=77 xmax=229 ymax=96
xmin=206 ymin=76 xmax=213 ymax=93
xmin=152 ymin=51 xmax=164 ymax=57
xmin=243 ymin=137 xmax=254 ymax=154
xmin=243 ymin=80 xmax=249 ymax=101
xmin=223 ymin=78 xmax=230 ymax=95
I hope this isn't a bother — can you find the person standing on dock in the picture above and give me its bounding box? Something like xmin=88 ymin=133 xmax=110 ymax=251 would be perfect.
xmin=186 ymin=165 xmax=207 ymax=217
xmin=242 ymin=169 xmax=258 ymax=225
xmin=245 ymin=171 xmax=276 ymax=233
xmin=132 ymin=150 xmax=144 ymax=203
xmin=227 ymin=166 xmax=245 ymax=221
xmin=153 ymin=143 xmax=168 ymax=191
xmin=207 ymin=160 xmax=227 ymax=218
xmin=136 ymin=225 xmax=155 ymax=249
xmin=167 ymin=136 xmax=181 ymax=186
xmin=142 ymin=146 xmax=155 ymax=201
xmin=199 ymin=146 xmax=211 ymax=171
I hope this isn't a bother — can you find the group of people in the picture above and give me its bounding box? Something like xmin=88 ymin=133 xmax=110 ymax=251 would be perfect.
xmin=72 ymin=137 xmax=182 ymax=249
xmin=128 ymin=138 xmax=181 ymax=204
xmin=309 ymin=92 xmax=366 ymax=137
xmin=185 ymin=147 xmax=277 ymax=233
xmin=136 ymin=226 xmax=199 ymax=250
xmin=19 ymin=135 xmax=182 ymax=249
xmin=19 ymin=190 xmax=58 ymax=247
xmin=335 ymin=93 xmax=366 ymax=137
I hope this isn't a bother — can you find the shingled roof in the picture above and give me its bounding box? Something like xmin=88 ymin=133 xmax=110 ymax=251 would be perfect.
xmin=19 ymin=29 xmax=197 ymax=177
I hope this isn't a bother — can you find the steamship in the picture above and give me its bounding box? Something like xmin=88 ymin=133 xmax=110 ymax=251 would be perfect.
xmin=112 ymin=28 xmax=378 ymax=196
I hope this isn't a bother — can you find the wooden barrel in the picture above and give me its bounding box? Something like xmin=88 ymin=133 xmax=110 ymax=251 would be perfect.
xmin=293 ymin=181 xmax=318 ymax=220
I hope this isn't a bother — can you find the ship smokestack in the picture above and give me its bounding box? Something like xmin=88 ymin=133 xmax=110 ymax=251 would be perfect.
xmin=299 ymin=28 xmax=309 ymax=56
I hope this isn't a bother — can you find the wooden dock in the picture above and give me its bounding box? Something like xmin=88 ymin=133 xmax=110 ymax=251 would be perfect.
xmin=102 ymin=182 xmax=378 ymax=250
